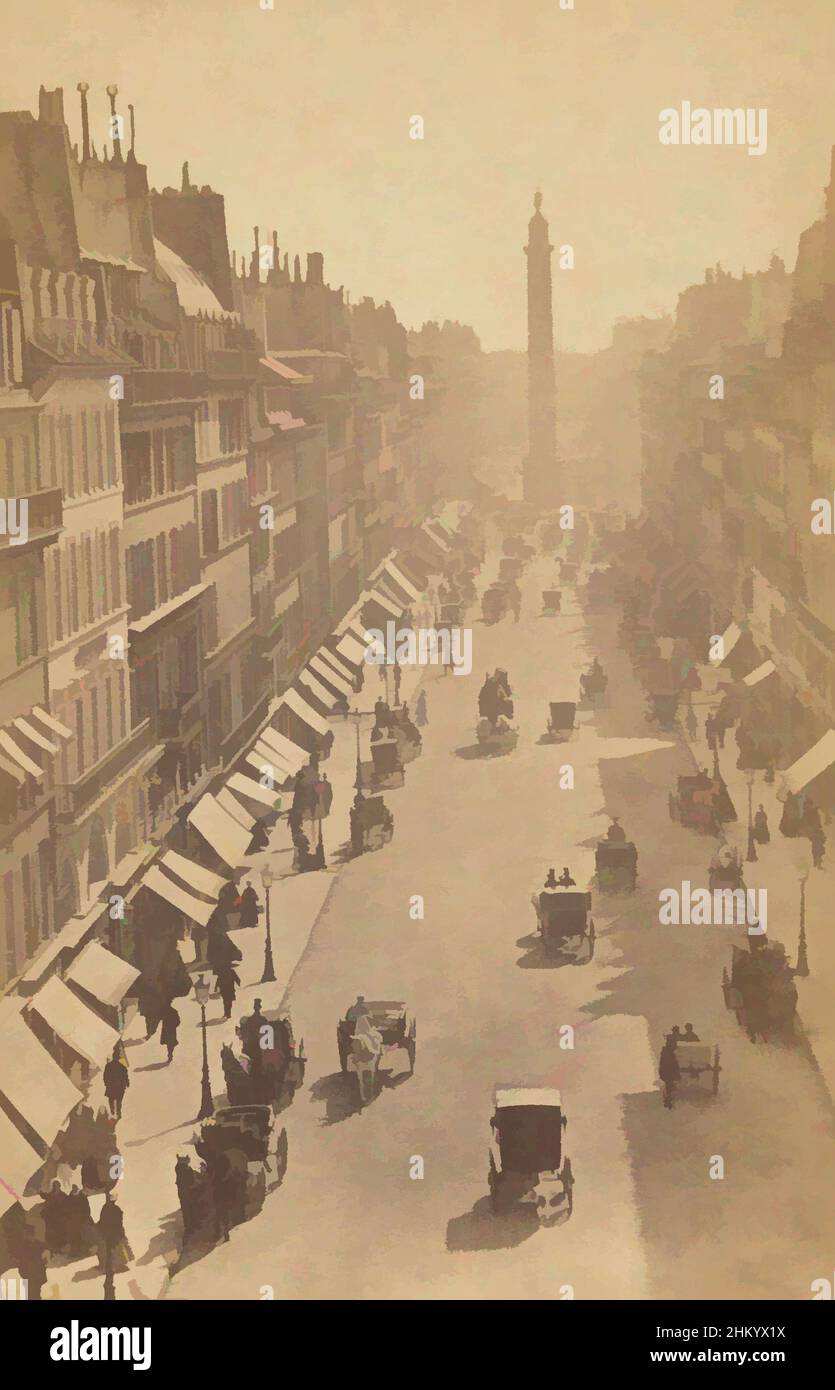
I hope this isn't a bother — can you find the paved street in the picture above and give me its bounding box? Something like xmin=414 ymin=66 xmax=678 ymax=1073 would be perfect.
xmin=169 ymin=537 xmax=835 ymax=1301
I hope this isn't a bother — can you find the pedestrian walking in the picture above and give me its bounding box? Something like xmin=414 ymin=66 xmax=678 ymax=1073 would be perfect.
xmin=239 ymin=882 xmax=260 ymax=930
xmin=685 ymin=702 xmax=697 ymax=740
xmin=160 ymin=1001 xmax=180 ymax=1064
xmin=103 ymin=1045 xmax=129 ymax=1120
xmin=215 ymin=961 xmax=241 ymax=1020
xmin=753 ymin=804 xmax=770 ymax=845
xmin=97 ymin=1192 xmax=133 ymax=1274
xmin=415 ymin=689 xmax=428 ymax=727
xmin=705 ymin=713 xmax=717 ymax=752
xmin=659 ymin=1038 xmax=680 ymax=1109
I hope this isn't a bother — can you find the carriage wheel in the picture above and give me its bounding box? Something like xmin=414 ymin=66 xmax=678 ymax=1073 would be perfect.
xmin=712 ymin=1046 xmax=721 ymax=1095
xmin=488 ymin=1151 xmax=501 ymax=1213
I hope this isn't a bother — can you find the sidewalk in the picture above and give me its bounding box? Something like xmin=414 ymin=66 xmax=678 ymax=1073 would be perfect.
xmin=678 ymin=684 xmax=835 ymax=1107
xmin=26 ymin=659 xmax=433 ymax=1300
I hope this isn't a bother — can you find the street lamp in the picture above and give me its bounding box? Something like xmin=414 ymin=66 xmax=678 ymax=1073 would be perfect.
xmin=260 ymin=866 xmax=276 ymax=984
xmin=746 ymin=773 xmax=758 ymax=864
xmin=351 ymin=708 xmax=364 ymax=791
xmin=796 ymin=874 xmax=810 ymax=977
xmin=193 ymin=973 xmax=214 ymax=1121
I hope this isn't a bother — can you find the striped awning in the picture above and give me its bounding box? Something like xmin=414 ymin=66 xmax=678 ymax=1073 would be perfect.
xmin=141 ymin=863 xmax=215 ymax=926
xmin=226 ymin=771 xmax=281 ymax=808
xmin=281 ymin=687 xmax=331 ymax=736
xmin=27 ymin=977 xmax=120 ymax=1068
xmin=308 ymin=655 xmax=352 ymax=697
xmin=187 ymin=793 xmax=252 ymax=867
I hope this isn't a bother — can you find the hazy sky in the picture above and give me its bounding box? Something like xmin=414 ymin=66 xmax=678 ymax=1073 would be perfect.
xmin=6 ymin=0 xmax=835 ymax=352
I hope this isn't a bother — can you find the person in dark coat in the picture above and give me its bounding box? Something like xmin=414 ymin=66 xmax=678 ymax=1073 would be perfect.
xmin=160 ymin=1002 xmax=180 ymax=1064
xmin=415 ymin=690 xmax=428 ymax=727
xmin=215 ymin=961 xmax=241 ymax=1020
xmin=43 ymin=1181 xmax=70 ymax=1255
xmin=97 ymin=1193 xmax=132 ymax=1272
xmin=65 ymin=1185 xmax=94 ymax=1258
xmin=753 ymin=804 xmax=770 ymax=844
xmin=103 ymin=1046 xmax=129 ymax=1120
xmin=210 ymin=1150 xmax=238 ymax=1244
xmin=659 ymin=1038 xmax=680 ymax=1109
xmin=17 ymin=1231 xmax=47 ymax=1300
xmin=240 ymin=883 xmax=260 ymax=930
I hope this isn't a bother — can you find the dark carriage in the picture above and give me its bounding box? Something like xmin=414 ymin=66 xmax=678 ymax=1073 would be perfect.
xmin=722 ymin=938 xmax=798 ymax=1043
xmin=392 ymin=707 xmax=422 ymax=765
xmin=440 ymin=601 xmax=463 ymax=627
xmin=369 ymin=734 xmax=405 ymax=789
xmin=482 ymin=583 xmax=508 ymax=624
xmin=350 ymin=793 xmax=394 ymax=854
xmin=488 ymin=1088 xmax=572 ymax=1225
xmin=595 ymin=838 xmax=638 ymax=891
xmin=669 ymin=772 xmax=735 ymax=833
xmin=579 ymin=666 xmax=608 ymax=706
xmin=542 ymin=588 xmax=562 ymax=616
xmin=708 ymin=850 xmax=744 ymax=893
xmin=560 ymin=560 xmax=579 ymax=583
xmin=533 ymin=888 xmax=595 ymax=962
xmin=222 ymin=1010 xmax=306 ymax=1109
xmin=545 ymin=701 xmax=576 ymax=741
xmin=499 ymin=556 xmax=523 ymax=582
xmin=647 ymin=691 xmax=679 ymax=728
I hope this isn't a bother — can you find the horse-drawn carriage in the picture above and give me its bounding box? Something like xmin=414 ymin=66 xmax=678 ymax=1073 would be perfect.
xmin=499 ymin=556 xmax=523 ymax=583
xmin=439 ymin=601 xmax=463 ymax=627
xmin=595 ymin=834 xmax=638 ymax=891
xmin=476 ymin=670 xmax=518 ymax=753
xmin=482 ymin=583 xmax=509 ymax=624
xmin=560 ymin=560 xmax=579 ymax=583
xmin=579 ymin=662 xmax=608 ymax=706
xmin=337 ymin=1001 xmax=416 ymax=1105
xmin=544 ymin=701 xmax=576 ymax=742
xmin=532 ymin=888 xmax=595 ymax=962
xmin=647 ymin=690 xmax=680 ymax=728
xmin=368 ymin=732 xmax=405 ymax=789
xmin=350 ymin=793 xmax=394 ymax=854
xmin=708 ymin=848 xmax=744 ymax=892
xmin=669 ymin=771 xmax=735 ymax=833
xmin=722 ymin=938 xmax=798 ymax=1043
xmin=670 ymin=1038 xmax=722 ymax=1100
xmin=488 ymin=1087 xmax=572 ymax=1225
xmin=392 ymin=706 xmax=422 ymax=765
xmin=221 ymin=1008 xmax=305 ymax=1111
xmin=541 ymin=588 xmax=562 ymax=616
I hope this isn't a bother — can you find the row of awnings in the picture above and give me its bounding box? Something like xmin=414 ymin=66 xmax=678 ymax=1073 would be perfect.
xmin=0 ymin=705 xmax=73 ymax=786
xmin=0 ymin=938 xmax=140 ymax=1215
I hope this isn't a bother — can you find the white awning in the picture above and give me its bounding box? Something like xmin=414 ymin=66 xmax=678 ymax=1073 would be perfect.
xmin=0 ymin=1108 xmax=42 ymax=1216
xmin=319 ymin=647 xmax=357 ymax=683
xmin=227 ymin=771 xmax=280 ymax=808
xmin=0 ymin=753 xmax=25 ymax=785
xmin=422 ymin=521 xmax=450 ymax=553
xmin=27 ymin=976 xmax=119 ymax=1068
xmin=281 ymin=687 xmax=331 ymax=736
xmin=257 ymin=724 xmax=308 ymax=770
xmin=494 ymin=1087 xmax=561 ymax=1109
xmin=783 ymin=729 xmax=835 ymax=795
xmin=298 ymin=670 xmax=337 ymax=710
xmin=246 ymin=748 xmax=294 ymax=784
xmin=161 ymin=850 xmax=226 ymax=900
xmin=142 ymin=864 xmax=215 ymax=926
xmin=385 ymin=560 xmax=422 ymax=602
xmin=13 ymin=717 xmax=59 ymax=754
xmin=308 ymin=655 xmax=352 ymax=697
xmin=716 ymin=622 xmax=741 ymax=661
xmin=743 ymin=659 xmax=776 ymax=688
xmin=187 ymin=793 xmax=252 ymax=867
xmin=65 ymin=942 xmax=140 ymax=1008
xmin=0 ymin=1011 xmax=83 ymax=1144
xmin=347 ymin=618 xmax=374 ymax=644
xmin=31 ymin=705 xmax=73 ymax=740
xmin=217 ymin=787 xmax=256 ymax=830
xmin=366 ymin=588 xmax=403 ymax=618
xmin=0 ymin=730 xmax=43 ymax=778
xmin=335 ymin=632 xmax=368 ymax=668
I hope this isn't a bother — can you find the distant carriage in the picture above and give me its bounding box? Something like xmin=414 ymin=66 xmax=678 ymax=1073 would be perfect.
xmin=350 ymin=793 xmax=394 ymax=854
xmin=669 ymin=772 xmax=736 ymax=833
xmin=595 ymin=838 xmax=638 ymax=892
xmin=533 ymin=888 xmax=595 ymax=962
xmin=541 ymin=589 xmax=562 ymax=616
xmin=647 ymin=691 xmax=679 ymax=728
xmin=671 ymin=1039 xmax=722 ymax=1099
xmin=482 ymin=584 xmax=509 ymax=624
xmin=722 ymin=938 xmax=798 ymax=1043
xmin=337 ymin=1001 xmax=416 ymax=1105
xmin=544 ymin=701 xmax=576 ymax=741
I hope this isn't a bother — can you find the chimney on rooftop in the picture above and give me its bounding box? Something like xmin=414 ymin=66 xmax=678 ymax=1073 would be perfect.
xmin=38 ymin=86 xmax=65 ymax=126
xmin=181 ymin=161 xmax=190 ymax=192
xmin=77 ymin=83 xmax=90 ymax=160
xmin=128 ymin=103 xmax=136 ymax=158
xmin=106 ymin=84 xmax=122 ymax=163
xmin=293 ymin=254 xmax=301 ymax=284
xmin=306 ymin=252 xmax=324 ymax=286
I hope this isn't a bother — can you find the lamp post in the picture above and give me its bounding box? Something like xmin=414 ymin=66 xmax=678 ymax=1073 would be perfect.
xmin=193 ymin=973 xmax=214 ymax=1120
xmin=260 ymin=867 xmax=276 ymax=984
xmin=796 ymin=874 xmax=810 ymax=977
xmin=351 ymin=708 xmax=364 ymax=791
xmin=746 ymin=773 xmax=758 ymax=863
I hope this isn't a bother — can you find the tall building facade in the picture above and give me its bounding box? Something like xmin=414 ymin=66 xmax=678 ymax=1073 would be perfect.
xmin=523 ymin=192 xmax=557 ymax=507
